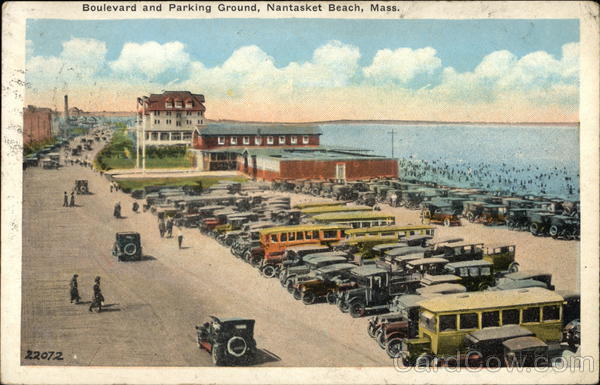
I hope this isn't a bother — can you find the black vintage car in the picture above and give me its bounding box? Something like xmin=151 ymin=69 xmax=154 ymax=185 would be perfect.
xmin=74 ymin=180 xmax=89 ymax=194
xmin=548 ymin=215 xmax=580 ymax=240
xmin=196 ymin=316 xmax=257 ymax=366
xmin=112 ymin=232 xmax=142 ymax=261
xmin=527 ymin=212 xmax=555 ymax=236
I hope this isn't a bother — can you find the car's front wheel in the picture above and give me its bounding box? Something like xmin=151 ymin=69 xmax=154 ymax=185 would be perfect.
xmin=302 ymin=291 xmax=316 ymax=305
xmin=386 ymin=338 xmax=403 ymax=359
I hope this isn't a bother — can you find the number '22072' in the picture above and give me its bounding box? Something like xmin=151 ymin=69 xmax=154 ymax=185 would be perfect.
xmin=24 ymin=350 xmax=63 ymax=360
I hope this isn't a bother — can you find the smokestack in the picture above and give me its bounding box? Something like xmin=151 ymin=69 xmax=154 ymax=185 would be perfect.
xmin=64 ymin=95 xmax=69 ymax=119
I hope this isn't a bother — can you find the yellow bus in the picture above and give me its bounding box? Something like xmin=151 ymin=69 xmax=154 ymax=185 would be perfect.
xmin=345 ymin=224 xmax=435 ymax=239
xmin=401 ymin=287 xmax=565 ymax=364
xmin=301 ymin=205 xmax=372 ymax=216
xmin=293 ymin=201 xmax=348 ymax=210
xmin=312 ymin=211 xmax=396 ymax=229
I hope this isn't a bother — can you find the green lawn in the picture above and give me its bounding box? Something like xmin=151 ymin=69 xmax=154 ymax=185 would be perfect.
xmin=116 ymin=175 xmax=248 ymax=192
xmin=101 ymin=156 xmax=192 ymax=169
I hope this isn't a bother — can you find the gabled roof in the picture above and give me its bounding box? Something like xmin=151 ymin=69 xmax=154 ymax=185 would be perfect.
xmin=143 ymin=91 xmax=205 ymax=112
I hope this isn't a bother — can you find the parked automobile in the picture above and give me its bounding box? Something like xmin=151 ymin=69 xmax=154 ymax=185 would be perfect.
xmin=528 ymin=211 xmax=554 ymax=236
xmin=112 ymin=232 xmax=143 ymax=261
xmin=420 ymin=202 xmax=461 ymax=227
xmin=548 ymin=215 xmax=580 ymax=240
xmin=195 ymin=316 xmax=257 ymax=366
xmin=74 ymin=180 xmax=89 ymax=194
xmin=296 ymin=262 xmax=358 ymax=304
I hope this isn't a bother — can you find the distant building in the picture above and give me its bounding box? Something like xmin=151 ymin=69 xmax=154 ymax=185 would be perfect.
xmin=136 ymin=91 xmax=206 ymax=146
xmin=23 ymin=105 xmax=57 ymax=146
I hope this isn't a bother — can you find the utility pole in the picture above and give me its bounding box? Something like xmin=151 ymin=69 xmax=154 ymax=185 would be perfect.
xmin=388 ymin=128 xmax=396 ymax=158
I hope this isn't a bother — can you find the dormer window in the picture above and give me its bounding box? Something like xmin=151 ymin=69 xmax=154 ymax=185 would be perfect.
xmin=165 ymin=101 xmax=173 ymax=108
xmin=175 ymin=101 xmax=183 ymax=108
xmin=185 ymin=99 xmax=193 ymax=109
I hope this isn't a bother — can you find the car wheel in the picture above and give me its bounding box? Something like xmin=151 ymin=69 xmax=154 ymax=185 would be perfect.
xmin=376 ymin=329 xmax=386 ymax=349
xmin=478 ymin=282 xmax=490 ymax=291
xmin=286 ymin=278 xmax=295 ymax=293
xmin=549 ymin=225 xmax=559 ymax=238
xmin=226 ymin=336 xmax=248 ymax=358
xmin=302 ymin=291 xmax=316 ymax=305
xmin=443 ymin=218 xmax=451 ymax=227
xmin=415 ymin=353 xmax=433 ymax=367
xmin=123 ymin=243 xmax=137 ymax=256
xmin=292 ymin=288 xmax=302 ymax=300
xmin=530 ymin=223 xmax=539 ymax=236
xmin=349 ymin=302 xmax=366 ymax=318
xmin=326 ymin=292 xmax=338 ymax=305
xmin=467 ymin=212 xmax=474 ymax=222
xmin=386 ymin=338 xmax=403 ymax=358
xmin=508 ymin=262 xmax=520 ymax=273
xmin=261 ymin=264 xmax=277 ymax=278
xmin=338 ymin=300 xmax=350 ymax=313
xmin=367 ymin=322 xmax=378 ymax=338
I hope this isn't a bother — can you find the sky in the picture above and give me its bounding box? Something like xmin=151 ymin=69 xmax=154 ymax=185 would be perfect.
xmin=25 ymin=19 xmax=579 ymax=122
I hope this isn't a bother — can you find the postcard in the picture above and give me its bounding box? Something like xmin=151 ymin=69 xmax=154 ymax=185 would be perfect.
xmin=1 ymin=1 xmax=598 ymax=384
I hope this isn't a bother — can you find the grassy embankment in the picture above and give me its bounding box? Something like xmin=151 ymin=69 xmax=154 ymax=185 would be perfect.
xmin=115 ymin=176 xmax=249 ymax=193
xmin=95 ymin=123 xmax=193 ymax=170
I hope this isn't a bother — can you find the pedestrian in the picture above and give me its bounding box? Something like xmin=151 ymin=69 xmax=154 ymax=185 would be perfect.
xmin=114 ymin=202 xmax=121 ymax=218
xmin=110 ymin=185 xmax=113 ymax=193
xmin=132 ymin=201 xmax=139 ymax=213
xmin=89 ymin=276 xmax=104 ymax=313
xmin=159 ymin=220 xmax=166 ymax=238
xmin=166 ymin=218 xmax=174 ymax=238
xmin=69 ymin=191 xmax=75 ymax=207
xmin=177 ymin=226 xmax=184 ymax=249
xmin=69 ymin=274 xmax=81 ymax=304
xmin=63 ymin=191 xmax=69 ymax=207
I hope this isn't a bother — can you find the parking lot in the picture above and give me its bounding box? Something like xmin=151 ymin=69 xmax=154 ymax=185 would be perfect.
xmin=21 ymin=136 xmax=579 ymax=367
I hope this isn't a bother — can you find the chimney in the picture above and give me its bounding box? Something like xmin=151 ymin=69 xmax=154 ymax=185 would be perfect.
xmin=64 ymin=95 xmax=69 ymax=119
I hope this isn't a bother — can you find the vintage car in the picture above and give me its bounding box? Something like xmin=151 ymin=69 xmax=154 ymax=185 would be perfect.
xmin=278 ymin=245 xmax=330 ymax=283
xmin=489 ymin=270 xmax=554 ymax=291
xmin=420 ymin=202 xmax=461 ymax=227
xmin=527 ymin=211 xmax=555 ymax=236
xmin=506 ymin=208 xmax=534 ymax=231
xmin=112 ymin=232 xmax=142 ymax=261
xmin=503 ymin=336 xmax=550 ymax=367
xmin=195 ymin=316 xmax=257 ymax=366
xmin=562 ymin=319 xmax=580 ymax=350
xmin=297 ymin=263 xmax=358 ymax=304
xmin=286 ymin=253 xmax=351 ymax=294
xmin=463 ymin=325 xmax=535 ymax=366
xmin=444 ymin=260 xmax=495 ymax=291
xmin=74 ymin=180 xmax=89 ymax=194
xmin=482 ymin=244 xmax=519 ymax=273
xmin=41 ymin=159 xmax=59 ymax=169
xmin=548 ymin=215 xmax=580 ymax=240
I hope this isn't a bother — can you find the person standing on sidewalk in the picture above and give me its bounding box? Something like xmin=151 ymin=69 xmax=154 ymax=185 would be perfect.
xmin=166 ymin=218 xmax=174 ymax=238
xmin=177 ymin=227 xmax=184 ymax=249
xmin=159 ymin=220 xmax=166 ymax=238
xmin=69 ymin=274 xmax=80 ymax=304
xmin=69 ymin=191 xmax=75 ymax=207
xmin=63 ymin=191 xmax=69 ymax=207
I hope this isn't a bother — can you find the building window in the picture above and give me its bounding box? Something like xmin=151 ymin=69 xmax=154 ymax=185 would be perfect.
xmin=243 ymin=136 xmax=250 ymax=145
xmin=151 ymin=132 xmax=158 ymax=141
xmin=279 ymin=136 xmax=286 ymax=144
xmin=171 ymin=132 xmax=182 ymax=141
xmin=155 ymin=111 xmax=160 ymax=116
xmin=267 ymin=136 xmax=274 ymax=145
xmin=255 ymin=137 xmax=262 ymax=145
xmin=165 ymin=102 xmax=173 ymax=108
xmin=186 ymin=111 xmax=191 ymax=116
xmin=160 ymin=133 xmax=170 ymax=141
xmin=166 ymin=111 xmax=172 ymax=116
xmin=302 ymin=135 xmax=309 ymax=144
xmin=165 ymin=119 xmax=171 ymax=124
xmin=154 ymin=119 xmax=160 ymax=124
xmin=197 ymin=112 xmax=201 ymax=116
xmin=197 ymin=120 xmax=202 ymax=124
xmin=176 ymin=122 xmax=181 ymax=127
xmin=183 ymin=132 xmax=192 ymax=140
xmin=290 ymin=136 xmax=298 ymax=144
xmin=175 ymin=101 xmax=183 ymax=108
xmin=230 ymin=137 xmax=238 ymax=145
xmin=176 ymin=112 xmax=182 ymax=118
xmin=185 ymin=102 xmax=193 ymax=109
xmin=218 ymin=137 xmax=225 ymax=145
xmin=145 ymin=133 xmax=150 ymax=140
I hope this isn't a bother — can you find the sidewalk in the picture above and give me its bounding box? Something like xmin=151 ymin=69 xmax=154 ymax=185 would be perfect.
xmin=106 ymin=168 xmax=242 ymax=179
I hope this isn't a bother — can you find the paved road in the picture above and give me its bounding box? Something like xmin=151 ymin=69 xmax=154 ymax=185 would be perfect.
xmin=21 ymin=145 xmax=391 ymax=367
xmin=21 ymin=134 xmax=578 ymax=367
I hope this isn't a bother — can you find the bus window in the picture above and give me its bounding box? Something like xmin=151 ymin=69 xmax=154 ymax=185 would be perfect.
xmin=352 ymin=223 xmax=360 ymax=229
xmin=420 ymin=313 xmax=435 ymax=331
xmin=305 ymin=231 xmax=312 ymax=240
xmin=542 ymin=305 xmax=560 ymax=321
xmin=296 ymin=232 xmax=304 ymax=241
xmin=312 ymin=231 xmax=319 ymax=239
xmin=469 ymin=267 xmax=479 ymax=277
xmin=502 ymin=309 xmax=519 ymax=325
xmin=280 ymin=233 xmax=287 ymax=242
xmin=522 ymin=307 xmax=540 ymax=323
xmin=382 ymin=232 xmax=394 ymax=237
xmin=409 ymin=231 xmax=415 ymax=236
xmin=460 ymin=313 xmax=479 ymax=329
xmin=270 ymin=234 xmax=278 ymax=242
xmin=439 ymin=315 xmax=457 ymax=331
xmin=482 ymin=311 xmax=500 ymax=327
xmin=288 ymin=232 xmax=296 ymax=241
xmin=323 ymin=230 xmax=337 ymax=240
xmin=481 ymin=267 xmax=491 ymax=276
xmin=458 ymin=268 xmax=469 ymax=277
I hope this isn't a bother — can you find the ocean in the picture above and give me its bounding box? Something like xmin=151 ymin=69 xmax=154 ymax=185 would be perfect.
xmin=320 ymin=123 xmax=580 ymax=200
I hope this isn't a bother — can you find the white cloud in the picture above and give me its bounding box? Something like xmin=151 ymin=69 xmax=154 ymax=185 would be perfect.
xmin=110 ymin=41 xmax=191 ymax=80
xmin=363 ymin=47 xmax=442 ymax=85
xmin=26 ymin=38 xmax=107 ymax=88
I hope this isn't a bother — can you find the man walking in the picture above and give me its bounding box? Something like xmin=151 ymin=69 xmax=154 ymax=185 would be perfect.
xmin=69 ymin=274 xmax=81 ymax=304
xmin=69 ymin=191 xmax=75 ymax=207
xmin=177 ymin=226 xmax=184 ymax=249
xmin=89 ymin=276 xmax=104 ymax=313
xmin=63 ymin=191 xmax=69 ymax=207
xmin=166 ymin=218 xmax=174 ymax=238
xmin=159 ymin=220 xmax=166 ymax=238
